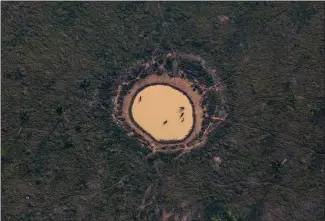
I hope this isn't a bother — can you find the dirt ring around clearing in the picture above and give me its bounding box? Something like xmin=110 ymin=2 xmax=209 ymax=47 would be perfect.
xmin=112 ymin=51 xmax=227 ymax=152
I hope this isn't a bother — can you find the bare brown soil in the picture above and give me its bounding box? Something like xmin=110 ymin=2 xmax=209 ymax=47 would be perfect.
xmin=121 ymin=73 xmax=204 ymax=150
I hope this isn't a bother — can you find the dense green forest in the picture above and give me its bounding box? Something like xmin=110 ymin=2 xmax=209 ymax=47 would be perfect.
xmin=2 ymin=2 xmax=324 ymax=221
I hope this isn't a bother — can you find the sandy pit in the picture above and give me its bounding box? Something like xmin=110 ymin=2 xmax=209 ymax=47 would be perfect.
xmin=131 ymin=84 xmax=194 ymax=141
xmin=122 ymin=73 xmax=204 ymax=149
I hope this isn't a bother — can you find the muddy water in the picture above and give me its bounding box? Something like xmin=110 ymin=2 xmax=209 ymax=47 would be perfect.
xmin=131 ymin=85 xmax=193 ymax=141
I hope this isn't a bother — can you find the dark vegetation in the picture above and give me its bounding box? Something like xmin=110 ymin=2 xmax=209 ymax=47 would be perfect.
xmin=2 ymin=2 xmax=324 ymax=221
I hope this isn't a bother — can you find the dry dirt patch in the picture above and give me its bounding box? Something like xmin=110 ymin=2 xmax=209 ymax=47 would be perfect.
xmin=131 ymin=84 xmax=194 ymax=141
xmin=123 ymin=73 xmax=204 ymax=149
xmin=112 ymin=52 xmax=227 ymax=153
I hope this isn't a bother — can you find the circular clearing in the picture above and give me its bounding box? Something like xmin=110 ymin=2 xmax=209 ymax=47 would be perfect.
xmin=121 ymin=73 xmax=204 ymax=149
xmin=131 ymin=84 xmax=194 ymax=141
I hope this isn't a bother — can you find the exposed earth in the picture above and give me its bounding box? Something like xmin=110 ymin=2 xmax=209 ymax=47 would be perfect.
xmin=131 ymin=84 xmax=195 ymax=142
xmin=113 ymin=50 xmax=226 ymax=154
xmin=116 ymin=71 xmax=206 ymax=151
xmin=2 ymin=2 xmax=324 ymax=221
xmin=124 ymin=76 xmax=200 ymax=144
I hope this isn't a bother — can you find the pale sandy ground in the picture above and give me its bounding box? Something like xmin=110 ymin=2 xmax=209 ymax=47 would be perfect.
xmin=122 ymin=73 xmax=203 ymax=149
xmin=132 ymin=85 xmax=193 ymax=141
